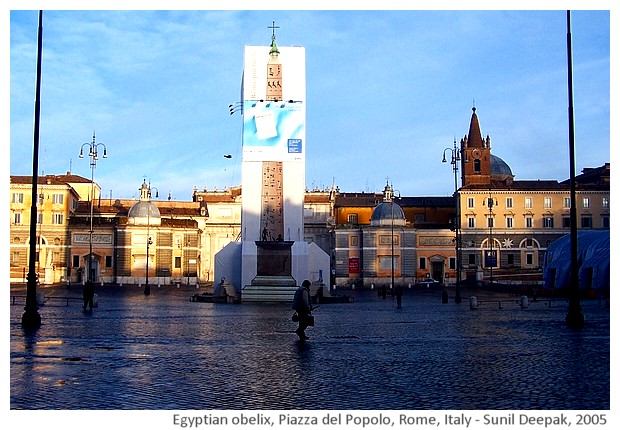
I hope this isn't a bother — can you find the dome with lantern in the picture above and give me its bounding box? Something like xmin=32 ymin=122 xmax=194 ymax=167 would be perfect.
xmin=127 ymin=180 xmax=161 ymax=226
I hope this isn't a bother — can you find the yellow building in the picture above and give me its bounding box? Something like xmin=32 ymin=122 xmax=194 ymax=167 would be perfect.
xmin=9 ymin=173 xmax=93 ymax=284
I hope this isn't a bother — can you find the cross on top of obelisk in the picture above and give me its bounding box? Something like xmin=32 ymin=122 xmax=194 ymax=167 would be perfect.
xmin=268 ymin=21 xmax=279 ymax=42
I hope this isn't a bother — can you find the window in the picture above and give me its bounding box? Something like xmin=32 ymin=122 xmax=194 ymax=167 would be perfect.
xmin=544 ymin=197 xmax=552 ymax=209
xmin=602 ymin=196 xmax=609 ymax=209
xmin=526 ymin=238 xmax=533 ymax=247
xmin=12 ymin=251 xmax=20 ymax=263
xmin=474 ymin=159 xmax=481 ymax=173
xmin=449 ymin=257 xmax=456 ymax=270
xmin=467 ymin=216 xmax=475 ymax=228
xmin=13 ymin=212 xmax=22 ymax=224
xmin=487 ymin=217 xmax=494 ymax=228
xmin=105 ymin=256 xmax=113 ymax=268
xmin=525 ymin=197 xmax=533 ymax=209
xmin=347 ymin=213 xmax=358 ymax=224
xmin=486 ymin=197 xmax=495 ymax=209
xmin=37 ymin=212 xmax=43 ymax=224
xmin=602 ymin=215 xmax=610 ymax=229
xmin=73 ymin=255 xmax=80 ymax=268
xmin=468 ymin=254 xmax=476 ymax=265
xmin=562 ymin=216 xmax=571 ymax=228
xmin=467 ymin=198 xmax=475 ymax=208
xmin=350 ymin=235 xmax=359 ymax=247
xmin=526 ymin=253 xmax=534 ymax=265
xmin=506 ymin=197 xmax=513 ymax=209
xmin=506 ymin=216 xmax=514 ymax=228
xmin=175 ymin=257 xmax=182 ymax=269
xmin=52 ymin=193 xmax=64 ymax=204
xmin=581 ymin=215 xmax=592 ymax=229
xmin=563 ymin=197 xmax=571 ymax=209
xmin=12 ymin=193 xmax=24 ymax=204
xmin=507 ymin=254 xmax=515 ymax=266
xmin=525 ymin=216 xmax=533 ymax=228
xmin=582 ymin=197 xmax=590 ymax=209
xmin=543 ymin=216 xmax=554 ymax=228
xmin=419 ymin=257 xmax=426 ymax=270
xmin=52 ymin=213 xmax=63 ymax=225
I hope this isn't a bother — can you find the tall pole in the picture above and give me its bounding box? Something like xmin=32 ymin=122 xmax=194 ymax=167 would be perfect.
xmin=22 ymin=10 xmax=44 ymax=329
xmin=488 ymin=193 xmax=494 ymax=286
xmin=80 ymin=133 xmax=107 ymax=284
xmin=443 ymin=140 xmax=461 ymax=303
xmin=565 ymin=10 xmax=584 ymax=327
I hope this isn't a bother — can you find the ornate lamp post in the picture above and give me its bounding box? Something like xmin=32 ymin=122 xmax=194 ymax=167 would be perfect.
xmin=442 ymin=139 xmax=462 ymax=303
xmin=144 ymin=183 xmax=158 ymax=296
xmin=79 ymin=132 xmax=107 ymax=284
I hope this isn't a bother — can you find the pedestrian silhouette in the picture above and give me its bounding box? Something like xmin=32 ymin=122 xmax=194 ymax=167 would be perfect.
xmin=292 ymin=280 xmax=314 ymax=341
xmin=83 ymin=280 xmax=95 ymax=311
xmin=395 ymin=284 xmax=403 ymax=308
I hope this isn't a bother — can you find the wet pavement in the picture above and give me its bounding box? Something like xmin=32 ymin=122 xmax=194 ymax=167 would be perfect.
xmin=9 ymin=284 xmax=610 ymax=410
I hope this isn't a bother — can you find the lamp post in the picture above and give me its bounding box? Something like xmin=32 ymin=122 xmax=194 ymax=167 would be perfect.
xmin=79 ymin=132 xmax=107 ymax=284
xmin=487 ymin=192 xmax=494 ymax=287
xmin=144 ymin=183 xmax=158 ymax=296
xmin=442 ymin=140 xmax=462 ymax=303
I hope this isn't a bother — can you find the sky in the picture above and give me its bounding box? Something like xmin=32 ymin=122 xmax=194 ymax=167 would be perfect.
xmin=6 ymin=3 xmax=612 ymax=200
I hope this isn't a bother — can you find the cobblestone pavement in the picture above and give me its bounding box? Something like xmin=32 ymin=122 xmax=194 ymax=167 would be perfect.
xmin=9 ymin=284 xmax=610 ymax=410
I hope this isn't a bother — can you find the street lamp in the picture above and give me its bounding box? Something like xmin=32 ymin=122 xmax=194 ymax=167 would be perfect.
xmin=442 ymin=139 xmax=462 ymax=303
xmin=390 ymin=186 xmax=401 ymax=292
xmin=79 ymin=132 xmax=107 ymax=284
xmin=487 ymin=192 xmax=494 ymax=287
xmin=144 ymin=184 xmax=159 ymax=296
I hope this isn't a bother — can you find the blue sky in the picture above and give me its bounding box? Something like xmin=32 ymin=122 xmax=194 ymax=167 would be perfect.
xmin=7 ymin=5 xmax=611 ymax=200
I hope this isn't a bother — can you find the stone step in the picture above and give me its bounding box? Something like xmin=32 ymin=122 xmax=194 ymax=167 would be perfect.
xmin=241 ymin=284 xmax=298 ymax=302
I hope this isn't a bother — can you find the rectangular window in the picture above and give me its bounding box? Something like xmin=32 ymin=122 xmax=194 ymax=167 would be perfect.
xmin=73 ymin=255 xmax=80 ymax=268
xmin=506 ymin=216 xmax=513 ymax=228
xmin=52 ymin=213 xmax=63 ymax=225
xmin=467 ymin=198 xmax=474 ymax=209
xmin=105 ymin=256 xmax=113 ymax=268
xmin=507 ymin=254 xmax=515 ymax=266
xmin=350 ymin=235 xmax=359 ymax=247
xmin=602 ymin=215 xmax=610 ymax=229
xmin=563 ymin=197 xmax=571 ymax=208
xmin=487 ymin=217 xmax=494 ymax=228
xmin=467 ymin=217 xmax=475 ymax=228
xmin=526 ymin=253 xmax=534 ymax=265
xmin=525 ymin=197 xmax=533 ymax=209
xmin=419 ymin=257 xmax=426 ymax=270
xmin=506 ymin=197 xmax=513 ymax=209
xmin=12 ymin=251 xmax=20 ymax=263
xmin=583 ymin=197 xmax=590 ymax=209
xmin=12 ymin=193 xmax=25 ymax=204
xmin=543 ymin=216 xmax=554 ymax=228
xmin=347 ymin=213 xmax=358 ymax=224
xmin=525 ymin=216 xmax=533 ymax=228
xmin=544 ymin=197 xmax=552 ymax=209
xmin=581 ymin=215 xmax=592 ymax=229
xmin=449 ymin=257 xmax=456 ymax=270
xmin=562 ymin=216 xmax=571 ymax=228
xmin=175 ymin=256 xmax=182 ymax=269
xmin=13 ymin=212 xmax=21 ymax=224
xmin=602 ymin=196 xmax=609 ymax=209
xmin=468 ymin=254 xmax=476 ymax=265
xmin=52 ymin=193 xmax=64 ymax=204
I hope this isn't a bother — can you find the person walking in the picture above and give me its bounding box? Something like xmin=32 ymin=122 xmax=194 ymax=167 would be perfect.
xmin=395 ymin=284 xmax=403 ymax=309
xmin=83 ymin=280 xmax=95 ymax=311
xmin=292 ymin=280 xmax=314 ymax=341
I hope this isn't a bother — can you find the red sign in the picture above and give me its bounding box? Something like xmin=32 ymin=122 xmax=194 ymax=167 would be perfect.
xmin=348 ymin=257 xmax=360 ymax=274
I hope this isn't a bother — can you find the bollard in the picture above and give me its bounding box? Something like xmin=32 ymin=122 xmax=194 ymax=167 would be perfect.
xmin=442 ymin=291 xmax=449 ymax=304
xmin=36 ymin=292 xmax=45 ymax=306
xmin=371 ymin=283 xmax=374 ymax=290
xmin=469 ymin=296 xmax=478 ymax=310
xmin=92 ymin=293 xmax=99 ymax=308
xmin=520 ymin=295 xmax=529 ymax=308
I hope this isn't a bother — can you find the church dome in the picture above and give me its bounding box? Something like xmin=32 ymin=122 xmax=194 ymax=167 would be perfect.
xmin=490 ymin=154 xmax=514 ymax=182
xmin=370 ymin=182 xmax=407 ymax=227
xmin=127 ymin=180 xmax=161 ymax=226
xmin=371 ymin=202 xmax=406 ymax=226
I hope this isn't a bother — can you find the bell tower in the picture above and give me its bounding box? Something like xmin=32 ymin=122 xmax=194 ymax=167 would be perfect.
xmin=461 ymin=106 xmax=492 ymax=187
